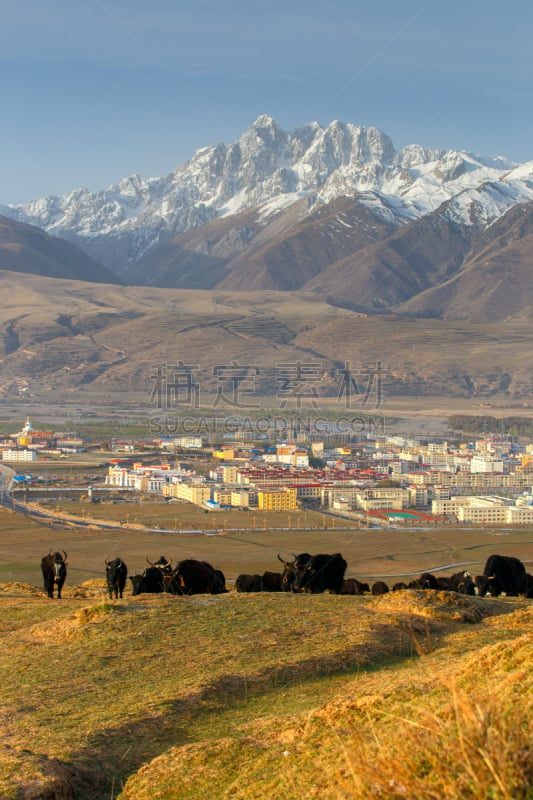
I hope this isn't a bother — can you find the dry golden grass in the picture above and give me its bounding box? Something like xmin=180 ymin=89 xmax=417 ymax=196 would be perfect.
xmin=45 ymin=498 xmax=329 ymax=533
xmin=0 ymin=505 xmax=532 ymax=799
xmin=120 ymin=604 xmax=533 ymax=800
xmin=0 ymin=581 xmax=530 ymax=800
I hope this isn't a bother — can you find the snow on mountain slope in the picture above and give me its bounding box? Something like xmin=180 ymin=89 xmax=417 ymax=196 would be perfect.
xmin=0 ymin=115 xmax=529 ymax=276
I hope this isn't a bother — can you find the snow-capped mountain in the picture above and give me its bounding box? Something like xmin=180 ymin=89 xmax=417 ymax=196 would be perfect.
xmin=3 ymin=114 xmax=533 ymax=280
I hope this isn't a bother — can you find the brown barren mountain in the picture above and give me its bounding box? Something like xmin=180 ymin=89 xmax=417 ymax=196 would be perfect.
xmin=0 ymin=215 xmax=120 ymax=284
xmin=397 ymin=202 xmax=533 ymax=321
xmin=2 ymin=271 xmax=533 ymax=400
xmin=215 ymin=196 xmax=399 ymax=291
xmin=306 ymin=204 xmax=478 ymax=309
xmin=132 ymin=196 xmax=399 ymax=292
xmin=117 ymin=196 xmax=533 ymax=321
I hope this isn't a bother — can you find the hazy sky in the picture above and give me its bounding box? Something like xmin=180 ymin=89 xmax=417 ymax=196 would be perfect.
xmin=2 ymin=0 xmax=533 ymax=204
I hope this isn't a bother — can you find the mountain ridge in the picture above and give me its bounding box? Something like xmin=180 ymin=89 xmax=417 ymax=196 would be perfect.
xmin=1 ymin=116 xmax=533 ymax=321
xmin=0 ymin=215 xmax=120 ymax=285
xmin=1 ymin=116 xmax=526 ymax=273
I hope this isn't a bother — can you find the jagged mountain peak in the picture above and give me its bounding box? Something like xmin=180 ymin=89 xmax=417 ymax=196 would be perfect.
xmin=1 ymin=116 xmax=532 ymax=282
xmin=249 ymin=113 xmax=283 ymax=131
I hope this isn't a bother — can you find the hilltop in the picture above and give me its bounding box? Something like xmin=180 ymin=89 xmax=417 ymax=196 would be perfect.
xmin=0 ymin=583 xmax=530 ymax=799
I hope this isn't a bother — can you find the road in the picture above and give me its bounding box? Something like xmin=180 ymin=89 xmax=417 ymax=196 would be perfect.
xmin=0 ymin=464 xmax=15 ymax=498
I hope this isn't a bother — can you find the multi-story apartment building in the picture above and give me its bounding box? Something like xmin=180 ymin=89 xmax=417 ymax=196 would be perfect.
xmin=106 ymin=463 xmax=193 ymax=491
xmin=457 ymin=505 xmax=509 ymax=523
xmin=213 ymin=488 xmax=233 ymax=506
xmin=507 ymin=506 xmax=533 ymax=524
xmin=285 ymin=482 xmax=324 ymax=502
xmin=221 ymin=465 xmax=239 ymax=483
xmin=408 ymin=486 xmax=429 ymax=508
xmin=257 ymin=488 xmax=297 ymax=511
xmin=470 ymin=455 xmax=504 ymax=473
xmin=164 ymin=482 xmax=211 ymax=505
xmin=357 ymin=487 xmax=408 ymax=509
xmin=2 ymin=449 xmax=36 ymax=462
xmin=433 ymin=495 xmax=514 ymax=522
xmin=320 ymin=485 xmax=361 ymax=508
xmin=230 ymin=490 xmax=251 ymax=508
xmin=173 ymin=436 xmax=203 ymax=449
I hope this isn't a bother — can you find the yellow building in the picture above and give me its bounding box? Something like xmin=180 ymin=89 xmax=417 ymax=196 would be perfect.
xmin=257 ymin=487 xmax=297 ymax=511
xmin=230 ymin=490 xmax=250 ymax=508
xmin=213 ymin=448 xmax=235 ymax=460
xmin=213 ymin=488 xmax=233 ymax=505
xmin=165 ymin=482 xmax=211 ymax=505
xmin=222 ymin=465 xmax=238 ymax=483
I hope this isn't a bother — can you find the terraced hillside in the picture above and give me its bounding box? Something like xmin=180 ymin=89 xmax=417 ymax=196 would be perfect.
xmin=3 ymin=272 xmax=533 ymax=400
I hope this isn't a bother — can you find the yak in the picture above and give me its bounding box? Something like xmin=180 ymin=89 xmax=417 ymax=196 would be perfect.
xmin=260 ymin=571 xmax=284 ymax=592
xmin=235 ymin=573 xmax=263 ymax=592
xmin=483 ymin=554 xmax=526 ymax=597
xmin=449 ymin=570 xmax=476 ymax=596
xmin=278 ymin=553 xmax=346 ymax=594
xmin=168 ymin=559 xmax=225 ymax=595
xmin=340 ymin=578 xmax=369 ymax=595
xmin=408 ymin=572 xmax=440 ymax=590
xmin=41 ymin=550 xmax=67 ymax=599
xmin=522 ymin=573 xmax=533 ymax=598
xmin=392 ymin=582 xmax=408 ymax=591
xmin=129 ymin=566 xmax=165 ymax=595
xmin=278 ymin=553 xmax=312 ymax=592
xmin=293 ymin=553 xmax=347 ymax=594
xmin=105 ymin=558 xmax=128 ymax=599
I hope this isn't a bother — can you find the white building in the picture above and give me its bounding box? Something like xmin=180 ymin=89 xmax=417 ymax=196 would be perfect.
xmin=173 ymin=436 xmax=203 ymax=449
xmin=470 ymin=455 xmax=504 ymax=474
xmin=432 ymin=495 xmax=513 ymax=523
xmin=507 ymin=506 xmax=533 ymax=524
xmin=408 ymin=486 xmax=429 ymax=508
xmin=2 ymin=449 xmax=36 ymax=462
xmin=105 ymin=463 xmax=195 ymax=492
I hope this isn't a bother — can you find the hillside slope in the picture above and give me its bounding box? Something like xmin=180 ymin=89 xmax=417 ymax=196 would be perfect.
xmin=120 ymin=596 xmax=533 ymax=800
xmin=397 ymin=201 xmax=533 ymax=321
xmin=2 ymin=272 xmax=533 ymax=399
xmin=0 ymin=584 xmax=530 ymax=800
xmin=0 ymin=215 xmax=119 ymax=284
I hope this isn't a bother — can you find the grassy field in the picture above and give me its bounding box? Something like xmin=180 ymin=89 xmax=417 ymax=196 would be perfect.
xmin=0 ymin=505 xmax=532 ymax=798
xmin=0 ymin=583 xmax=530 ymax=799
xmin=40 ymin=499 xmax=334 ymax=531
xmin=2 ymin=505 xmax=533 ymax=587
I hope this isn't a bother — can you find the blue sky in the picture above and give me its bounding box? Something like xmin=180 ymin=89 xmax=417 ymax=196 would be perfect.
xmin=2 ymin=0 xmax=533 ymax=204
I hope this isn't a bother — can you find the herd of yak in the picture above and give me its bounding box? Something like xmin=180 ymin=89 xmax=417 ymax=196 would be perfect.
xmin=40 ymin=550 xmax=533 ymax=601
